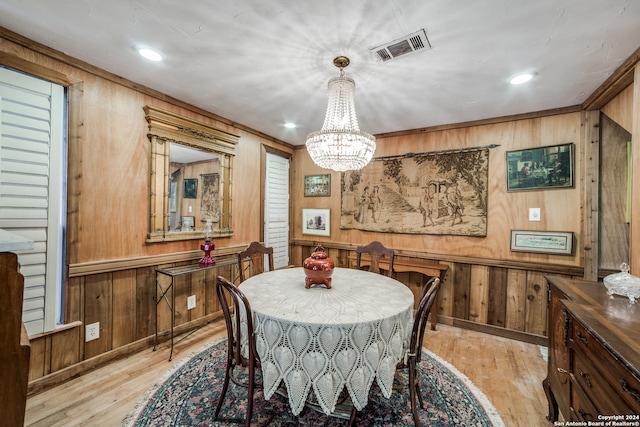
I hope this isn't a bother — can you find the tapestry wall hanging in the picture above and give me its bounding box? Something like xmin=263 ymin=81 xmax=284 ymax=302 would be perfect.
xmin=340 ymin=148 xmax=490 ymax=236
xmin=200 ymin=173 xmax=221 ymax=223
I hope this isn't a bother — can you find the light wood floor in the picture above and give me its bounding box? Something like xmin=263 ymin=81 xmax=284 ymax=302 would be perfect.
xmin=25 ymin=322 xmax=550 ymax=426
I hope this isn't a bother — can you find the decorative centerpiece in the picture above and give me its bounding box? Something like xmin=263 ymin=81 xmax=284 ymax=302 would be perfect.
xmin=604 ymin=262 xmax=640 ymax=303
xmin=303 ymin=244 xmax=334 ymax=289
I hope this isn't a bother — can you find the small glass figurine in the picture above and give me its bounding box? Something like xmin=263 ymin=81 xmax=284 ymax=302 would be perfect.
xmin=603 ymin=262 xmax=640 ymax=303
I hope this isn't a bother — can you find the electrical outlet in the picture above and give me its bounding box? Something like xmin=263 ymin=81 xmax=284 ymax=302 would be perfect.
xmin=529 ymin=207 xmax=541 ymax=222
xmin=187 ymin=295 xmax=196 ymax=310
xmin=86 ymin=322 xmax=100 ymax=342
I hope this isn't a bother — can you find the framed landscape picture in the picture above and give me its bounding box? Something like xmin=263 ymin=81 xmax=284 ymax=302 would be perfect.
xmin=506 ymin=143 xmax=574 ymax=192
xmin=304 ymin=174 xmax=331 ymax=197
xmin=302 ymin=208 xmax=330 ymax=236
xmin=510 ymin=230 xmax=574 ymax=255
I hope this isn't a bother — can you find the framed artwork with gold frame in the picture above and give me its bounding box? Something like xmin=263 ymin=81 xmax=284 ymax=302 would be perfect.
xmin=506 ymin=143 xmax=574 ymax=192
xmin=304 ymin=174 xmax=331 ymax=197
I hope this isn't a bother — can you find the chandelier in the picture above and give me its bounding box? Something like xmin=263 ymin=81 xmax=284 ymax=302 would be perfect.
xmin=305 ymin=56 xmax=376 ymax=172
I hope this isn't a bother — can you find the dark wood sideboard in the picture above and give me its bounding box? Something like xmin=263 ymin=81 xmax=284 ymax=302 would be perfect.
xmin=544 ymin=275 xmax=640 ymax=422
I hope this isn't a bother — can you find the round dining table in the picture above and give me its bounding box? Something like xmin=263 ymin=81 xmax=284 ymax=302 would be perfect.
xmin=239 ymin=267 xmax=415 ymax=416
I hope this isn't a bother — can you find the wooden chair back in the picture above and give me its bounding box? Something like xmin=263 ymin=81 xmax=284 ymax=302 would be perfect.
xmin=0 ymin=253 xmax=30 ymax=427
xmin=411 ymin=277 xmax=441 ymax=363
xmin=402 ymin=276 xmax=441 ymax=426
xmin=214 ymin=276 xmax=261 ymax=426
xmin=237 ymin=241 xmax=274 ymax=282
xmin=356 ymin=240 xmax=395 ymax=277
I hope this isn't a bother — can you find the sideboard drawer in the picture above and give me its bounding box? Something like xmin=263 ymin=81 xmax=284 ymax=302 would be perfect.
xmin=608 ymin=360 xmax=640 ymax=412
xmin=573 ymin=351 xmax=632 ymax=414
xmin=570 ymin=374 xmax=598 ymax=422
xmin=571 ymin=308 xmax=640 ymax=414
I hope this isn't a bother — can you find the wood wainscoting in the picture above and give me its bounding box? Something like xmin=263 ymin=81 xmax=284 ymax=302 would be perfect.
xmin=292 ymin=239 xmax=585 ymax=346
xmin=27 ymin=246 xmax=246 ymax=396
xmin=28 ymin=239 xmax=584 ymax=396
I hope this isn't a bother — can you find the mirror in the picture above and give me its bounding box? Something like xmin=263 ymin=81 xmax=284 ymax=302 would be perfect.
xmin=144 ymin=106 xmax=238 ymax=242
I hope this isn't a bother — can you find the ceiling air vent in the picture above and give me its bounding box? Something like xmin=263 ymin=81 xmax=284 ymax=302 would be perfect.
xmin=370 ymin=29 xmax=431 ymax=63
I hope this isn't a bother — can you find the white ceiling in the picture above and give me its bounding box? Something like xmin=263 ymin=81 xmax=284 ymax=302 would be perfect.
xmin=1 ymin=1 xmax=639 ymax=147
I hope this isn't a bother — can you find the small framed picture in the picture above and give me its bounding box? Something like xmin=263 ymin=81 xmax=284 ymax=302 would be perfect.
xmin=181 ymin=216 xmax=195 ymax=231
xmin=506 ymin=143 xmax=574 ymax=192
xmin=304 ymin=174 xmax=331 ymax=197
xmin=184 ymin=178 xmax=197 ymax=198
xmin=302 ymin=208 xmax=330 ymax=236
xmin=510 ymin=230 xmax=574 ymax=255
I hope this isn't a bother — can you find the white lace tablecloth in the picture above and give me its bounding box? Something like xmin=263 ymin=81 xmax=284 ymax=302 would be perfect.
xmin=239 ymin=267 xmax=414 ymax=416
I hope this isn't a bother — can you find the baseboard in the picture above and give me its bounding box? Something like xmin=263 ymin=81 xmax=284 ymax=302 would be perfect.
xmin=27 ymin=313 xmax=220 ymax=396
xmin=437 ymin=315 xmax=548 ymax=346
xmin=28 ymin=312 xmax=547 ymax=396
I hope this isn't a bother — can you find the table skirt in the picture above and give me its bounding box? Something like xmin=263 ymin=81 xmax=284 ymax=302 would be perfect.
xmin=255 ymin=310 xmax=412 ymax=415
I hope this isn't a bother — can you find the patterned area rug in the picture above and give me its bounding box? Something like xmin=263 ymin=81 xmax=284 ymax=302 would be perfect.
xmin=123 ymin=339 xmax=504 ymax=426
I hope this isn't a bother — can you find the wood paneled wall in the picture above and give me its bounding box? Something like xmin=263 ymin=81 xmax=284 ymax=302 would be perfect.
xmin=0 ymin=27 xmax=636 ymax=395
xmin=292 ymin=113 xmax=584 ymax=265
xmin=0 ymin=27 xmax=293 ymax=264
xmin=290 ymin=86 xmax=634 ymax=345
xmin=0 ymin=29 xmax=293 ymax=392
xmin=28 ymin=252 xmax=240 ymax=394
xmin=291 ymin=240 xmax=582 ymax=345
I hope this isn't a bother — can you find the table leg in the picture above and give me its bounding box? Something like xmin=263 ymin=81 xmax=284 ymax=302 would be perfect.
xmin=430 ymin=270 xmax=448 ymax=330
xmin=429 ymin=304 xmax=438 ymax=330
xmin=169 ymin=277 xmax=175 ymax=361
xmin=154 ymin=278 xmax=158 ymax=351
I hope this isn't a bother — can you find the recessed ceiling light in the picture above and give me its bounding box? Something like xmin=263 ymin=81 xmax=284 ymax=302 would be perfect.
xmin=510 ymin=73 xmax=533 ymax=85
xmin=284 ymin=122 xmax=296 ymax=129
xmin=138 ymin=48 xmax=163 ymax=62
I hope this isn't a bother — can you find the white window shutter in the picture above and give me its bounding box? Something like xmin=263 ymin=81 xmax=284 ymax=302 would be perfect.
xmin=264 ymin=152 xmax=289 ymax=269
xmin=0 ymin=67 xmax=66 ymax=336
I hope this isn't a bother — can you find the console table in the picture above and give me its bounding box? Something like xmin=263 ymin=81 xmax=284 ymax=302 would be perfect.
xmin=544 ymin=276 xmax=640 ymax=421
xmin=155 ymin=258 xmax=235 ymax=360
xmin=349 ymin=256 xmax=448 ymax=330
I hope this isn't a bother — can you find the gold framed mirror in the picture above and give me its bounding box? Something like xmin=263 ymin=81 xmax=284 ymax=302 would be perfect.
xmin=144 ymin=106 xmax=238 ymax=242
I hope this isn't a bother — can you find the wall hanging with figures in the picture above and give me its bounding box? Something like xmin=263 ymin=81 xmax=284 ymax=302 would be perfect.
xmin=340 ymin=146 xmax=495 ymax=237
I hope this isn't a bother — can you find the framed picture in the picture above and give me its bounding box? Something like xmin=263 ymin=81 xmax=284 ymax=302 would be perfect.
xmin=304 ymin=174 xmax=331 ymax=197
xmin=302 ymin=208 xmax=330 ymax=236
xmin=180 ymin=216 xmax=195 ymax=231
xmin=506 ymin=143 xmax=574 ymax=191
xmin=510 ymin=230 xmax=574 ymax=255
xmin=184 ymin=178 xmax=197 ymax=198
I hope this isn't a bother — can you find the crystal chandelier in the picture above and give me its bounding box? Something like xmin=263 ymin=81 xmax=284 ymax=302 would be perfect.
xmin=306 ymin=56 xmax=376 ymax=172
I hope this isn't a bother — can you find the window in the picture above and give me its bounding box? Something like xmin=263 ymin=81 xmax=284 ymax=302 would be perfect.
xmin=264 ymin=152 xmax=289 ymax=268
xmin=0 ymin=66 xmax=66 ymax=336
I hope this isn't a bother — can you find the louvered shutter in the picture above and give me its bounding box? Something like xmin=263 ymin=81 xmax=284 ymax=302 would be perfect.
xmin=0 ymin=67 xmax=66 ymax=336
xmin=264 ymin=152 xmax=289 ymax=268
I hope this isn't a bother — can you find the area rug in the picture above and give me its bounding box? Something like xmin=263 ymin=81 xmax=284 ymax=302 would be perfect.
xmin=123 ymin=339 xmax=504 ymax=426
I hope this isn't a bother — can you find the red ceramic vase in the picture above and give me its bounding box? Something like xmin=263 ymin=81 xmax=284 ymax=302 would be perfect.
xmin=303 ymin=244 xmax=334 ymax=289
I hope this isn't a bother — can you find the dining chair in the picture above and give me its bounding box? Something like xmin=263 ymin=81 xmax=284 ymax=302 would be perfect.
xmin=237 ymin=241 xmax=275 ymax=282
xmin=398 ymin=276 xmax=441 ymax=426
xmin=356 ymin=240 xmax=395 ymax=277
xmin=214 ymin=276 xmax=261 ymax=427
